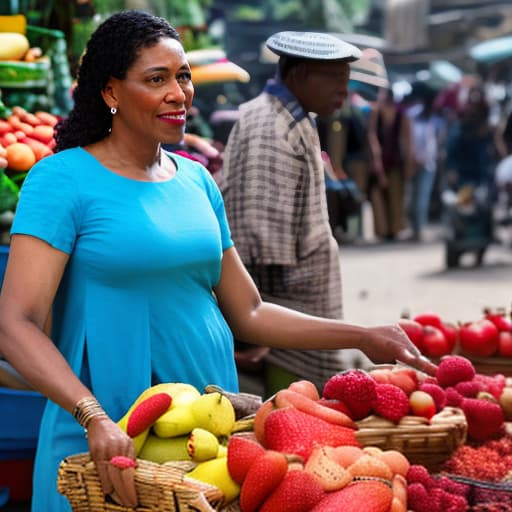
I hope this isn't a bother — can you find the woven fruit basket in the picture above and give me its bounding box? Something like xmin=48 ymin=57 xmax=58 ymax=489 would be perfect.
xmin=57 ymin=452 xmax=232 ymax=512
xmin=355 ymin=406 xmax=468 ymax=472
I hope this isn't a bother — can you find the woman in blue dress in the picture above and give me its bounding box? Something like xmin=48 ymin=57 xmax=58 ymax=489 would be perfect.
xmin=0 ymin=10 xmax=436 ymax=511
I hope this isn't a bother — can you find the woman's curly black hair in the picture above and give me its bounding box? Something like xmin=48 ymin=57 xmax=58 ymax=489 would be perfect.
xmin=55 ymin=10 xmax=180 ymax=152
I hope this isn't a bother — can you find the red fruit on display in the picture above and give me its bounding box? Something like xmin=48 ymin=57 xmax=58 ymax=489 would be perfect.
xmin=310 ymin=480 xmax=393 ymax=512
xmin=239 ymin=450 xmax=288 ymax=512
xmin=259 ymin=470 xmax=325 ymax=512
xmin=418 ymin=383 xmax=447 ymax=412
xmin=275 ymin=388 xmax=354 ymax=428
xmin=398 ymin=318 xmax=424 ymax=351
xmin=253 ymin=400 xmax=275 ymax=445
xmin=316 ymin=398 xmax=351 ymax=416
xmin=484 ymin=309 xmax=512 ymax=332
xmin=459 ymin=319 xmax=499 ymax=357
xmin=409 ymin=390 xmax=436 ymax=419
xmin=445 ymin=387 xmax=464 ymax=406
xmin=373 ymin=383 xmax=410 ymax=423
xmin=435 ymin=355 xmax=476 ymax=388
xmin=498 ymin=331 xmax=512 ymax=357
xmin=322 ymin=369 xmax=376 ymax=420
xmin=126 ymin=393 xmax=172 ymax=437
xmin=288 ymin=380 xmax=320 ymax=401
xmin=460 ymin=397 xmax=505 ymax=441
xmin=263 ymin=407 xmax=359 ymax=461
xmin=439 ymin=322 xmax=459 ymax=353
xmin=227 ymin=435 xmax=266 ymax=484
xmin=413 ymin=312 xmax=443 ymax=329
xmin=368 ymin=368 xmax=391 ymax=384
xmin=421 ymin=325 xmax=450 ymax=357
xmin=388 ymin=369 xmax=418 ymax=396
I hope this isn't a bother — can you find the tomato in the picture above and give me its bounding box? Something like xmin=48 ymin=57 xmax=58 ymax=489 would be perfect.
xmin=413 ymin=312 xmax=443 ymax=329
xmin=439 ymin=322 xmax=459 ymax=354
xmin=398 ymin=319 xmax=424 ymax=351
xmin=459 ymin=319 xmax=499 ymax=357
xmin=485 ymin=312 xmax=512 ymax=332
xmin=498 ymin=331 xmax=512 ymax=357
xmin=421 ymin=325 xmax=450 ymax=358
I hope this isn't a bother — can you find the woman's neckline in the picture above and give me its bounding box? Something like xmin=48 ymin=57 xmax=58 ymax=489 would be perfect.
xmin=78 ymin=146 xmax=179 ymax=184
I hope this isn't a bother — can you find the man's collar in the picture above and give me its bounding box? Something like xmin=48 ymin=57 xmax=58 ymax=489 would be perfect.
xmin=263 ymin=76 xmax=315 ymax=126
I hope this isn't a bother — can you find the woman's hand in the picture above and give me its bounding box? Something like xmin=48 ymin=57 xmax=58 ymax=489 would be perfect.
xmin=86 ymin=416 xmax=138 ymax=507
xmin=362 ymin=324 xmax=437 ymax=376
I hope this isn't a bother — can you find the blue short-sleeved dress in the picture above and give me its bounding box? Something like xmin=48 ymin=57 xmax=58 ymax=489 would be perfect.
xmin=10 ymin=147 xmax=238 ymax=511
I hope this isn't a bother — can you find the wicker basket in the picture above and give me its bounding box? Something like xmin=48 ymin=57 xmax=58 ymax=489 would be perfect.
xmin=355 ymin=407 xmax=468 ymax=472
xmin=57 ymin=452 xmax=227 ymax=512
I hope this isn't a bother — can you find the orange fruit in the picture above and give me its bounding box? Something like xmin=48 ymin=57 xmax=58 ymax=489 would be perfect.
xmin=6 ymin=142 xmax=36 ymax=171
xmin=328 ymin=445 xmax=364 ymax=468
xmin=378 ymin=450 xmax=411 ymax=477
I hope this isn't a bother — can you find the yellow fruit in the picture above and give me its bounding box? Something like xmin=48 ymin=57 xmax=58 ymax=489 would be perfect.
xmin=190 ymin=392 xmax=236 ymax=437
xmin=187 ymin=428 xmax=220 ymax=462
xmin=153 ymin=405 xmax=198 ymax=438
xmin=185 ymin=457 xmax=240 ymax=504
xmin=138 ymin=434 xmax=191 ymax=463
xmin=0 ymin=33 xmax=30 ymax=60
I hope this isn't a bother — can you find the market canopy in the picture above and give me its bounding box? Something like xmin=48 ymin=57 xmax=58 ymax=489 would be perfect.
xmin=469 ymin=35 xmax=512 ymax=64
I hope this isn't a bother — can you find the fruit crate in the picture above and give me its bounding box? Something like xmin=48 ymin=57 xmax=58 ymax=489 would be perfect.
xmin=57 ymin=453 xmax=239 ymax=512
xmin=355 ymin=406 xmax=468 ymax=473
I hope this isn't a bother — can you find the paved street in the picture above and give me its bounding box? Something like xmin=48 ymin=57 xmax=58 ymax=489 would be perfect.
xmin=341 ymin=221 xmax=512 ymax=328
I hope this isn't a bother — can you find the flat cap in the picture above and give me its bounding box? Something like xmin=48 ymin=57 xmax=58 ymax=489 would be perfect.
xmin=266 ymin=31 xmax=362 ymax=62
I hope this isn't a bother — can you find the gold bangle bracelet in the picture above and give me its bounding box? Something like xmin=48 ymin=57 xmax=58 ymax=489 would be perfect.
xmin=73 ymin=396 xmax=107 ymax=429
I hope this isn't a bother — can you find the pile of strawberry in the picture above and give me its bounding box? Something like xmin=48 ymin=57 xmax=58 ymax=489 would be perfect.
xmin=317 ymin=356 xmax=509 ymax=443
xmin=226 ymin=434 xmax=409 ymax=512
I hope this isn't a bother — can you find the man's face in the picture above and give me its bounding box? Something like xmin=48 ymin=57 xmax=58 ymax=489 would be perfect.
xmin=297 ymin=60 xmax=351 ymax=117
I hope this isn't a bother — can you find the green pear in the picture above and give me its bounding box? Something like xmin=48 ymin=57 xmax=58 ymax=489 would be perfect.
xmin=190 ymin=392 xmax=236 ymax=437
xmin=139 ymin=433 xmax=191 ymax=463
xmin=185 ymin=457 xmax=240 ymax=504
xmin=187 ymin=428 xmax=219 ymax=462
xmin=153 ymin=405 xmax=199 ymax=438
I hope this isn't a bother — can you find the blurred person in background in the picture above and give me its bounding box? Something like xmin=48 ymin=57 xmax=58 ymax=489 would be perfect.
xmin=407 ymin=90 xmax=445 ymax=241
xmin=367 ymin=87 xmax=415 ymax=241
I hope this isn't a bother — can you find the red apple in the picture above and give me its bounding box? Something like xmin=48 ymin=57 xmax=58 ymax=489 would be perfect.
xmin=498 ymin=331 xmax=512 ymax=357
xmin=459 ymin=319 xmax=499 ymax=357
xmin=409 ymin=390 xmax=436 ymax=419
xmin=399 ymin=318 xmax=424 ymax=351
xmin=421 ymin=325 xmax=450 ymax=358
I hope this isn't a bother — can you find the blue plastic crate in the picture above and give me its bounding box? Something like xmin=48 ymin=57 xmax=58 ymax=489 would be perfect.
xmin=0 ymin=387 xmax=46 ymax=460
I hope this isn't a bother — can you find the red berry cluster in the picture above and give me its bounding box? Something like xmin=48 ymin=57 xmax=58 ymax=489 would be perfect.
xmin=442 ymin=436 xmax=512 ymax=482
xmin=406 ymin=464 xmax=468 ymax=512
